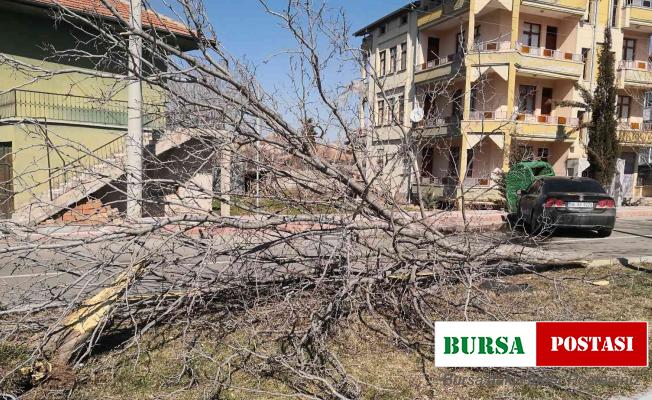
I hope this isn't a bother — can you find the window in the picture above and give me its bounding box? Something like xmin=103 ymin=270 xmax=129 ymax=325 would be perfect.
xmin=379 ymin=24 xmax=387 ymax=35
xmin=645 ymin=92 xmax=652 ymax=108
xmin=379 ymin=50 xmax=386 ymax=75
xmin=582 ymin=48 xmax=591 ymax=80
xmin=623 ymin=38 xmax=636 ymax=61
xmin=522 ymin=22 xmax=541 ymax=47
xmin=617 ymin=95 xmax=631 ymax=119
xmin=390 ymin=46 xmax=397 ymax=73
xmin=400 ymin=42 xmax=408 ymax=71
xmin=400 ymin=15 xmax=408 ymax=25
xmin=537 ymin=147 xmax=550 ymax=162
xmin=398 ymin=95 xmax=405 ymax=124
xmin=612 ymin=0 xmax=618 ymax=27
xmin=518 ymin=85 xmax=537 ymax=114
xmin=377 ymin=100 xmax=385 ymax=126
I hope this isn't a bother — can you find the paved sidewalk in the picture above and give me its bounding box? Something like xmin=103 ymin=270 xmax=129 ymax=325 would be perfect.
xmin=15 ymin=206 xmax=652 ymax=240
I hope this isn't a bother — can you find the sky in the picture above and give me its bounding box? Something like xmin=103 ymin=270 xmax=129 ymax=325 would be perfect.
xmin=207 ymin=0 xmax=407 ymax=90
xmin=151 ymin=0 xmax=408 ymax=95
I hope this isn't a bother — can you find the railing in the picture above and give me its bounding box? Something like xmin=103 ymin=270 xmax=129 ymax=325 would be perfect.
xmin=421 ymin=0 xmax=470 ymax=13
xmin=420 ymin=176 xmax=492 ymax=187
xmin=516 ymin=43 xmax=583 ymax=62
xmin=415 ymin=53 xmax=462 ymax=72
xmin=619 ymin=60 xmax=652 ymax=71
xmin=469 ymin=111 xmax=509 ymax=120
xmin=472 ymin=41 xmax=511 ymax=52
xmin=625 ymin=0 xmax=652 ymax=8
xmin=462 ymin=177 xmax=493 ymax=188
xmin=515 ymin=113 xmax=580 ymax=126
xmin=47 ymin=134 xmax=127 ymax=201
xmin=418 ymin=116 xmax=459 ymax=128
xmin=618 ymin=120 xmax=652 ymax=130
xmin=0 ymin=89 xmax=164 ymax=129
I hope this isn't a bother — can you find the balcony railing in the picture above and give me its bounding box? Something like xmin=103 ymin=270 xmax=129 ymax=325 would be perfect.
xmin=472 ymin=41 xmax=511 ymax=52
xmin=420 ymin=176 xmax=492 ymax=187
xmin=415 ymin=53 xmax=462 ymax=72
xmin=515 ymin=113 xmax=580 ymax=125
xmin=0 ymin=89 xmax=164 ymax=129
xmin=619 ymin=60 xmax=652 ymax=71
xmin=469 ymin=111 xmax=509 ymax=120
xmin=467 ymin=111 xmax=580 ymax=125
xmin=626 ymin=0 xmax=652 ymax=8
xmin=618 ymin=120 xmax=652 ymax=130
xmin=417 ymin=116 xmax=459 ymax=128
xmin=516 ymin=43 xmax=583 ymax=62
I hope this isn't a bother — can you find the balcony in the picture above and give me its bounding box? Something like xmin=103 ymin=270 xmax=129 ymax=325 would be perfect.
xmin=514 ymin=43 xmax=584 ymax=79
xmin=416 ymin=116 xmax=461 ymax=137
xmin=622 ymin=0 xmax=652 ymax=30
xmin=420 ymin=176 xmax=493 ymax=187
xmin=0 ymin=89 xmax=165 ymax=130
xmin=414 ymin=53 xmax=464 ymax=83
xmin=465 ymin=110 xmax=579 ymax=138
xmin=618 ymin=120 xmax=652 ymax=145
xmin=618 ymin=60 xmax=652 ymax=87
xmin=521 ymin=0 xmax=588 ymax=16
xmin=417 ymin=0 xmax=470 ymax=28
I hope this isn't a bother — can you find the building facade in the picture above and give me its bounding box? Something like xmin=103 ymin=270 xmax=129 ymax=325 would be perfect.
xmin=0 ymin=0 xmax=204 ymax=222
xmin=356 ymin=0 xmax=652 ymax=204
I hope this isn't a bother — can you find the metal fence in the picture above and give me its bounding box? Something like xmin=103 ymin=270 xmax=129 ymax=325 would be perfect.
xmin=0 ymin=89 xmax=164 ymax=129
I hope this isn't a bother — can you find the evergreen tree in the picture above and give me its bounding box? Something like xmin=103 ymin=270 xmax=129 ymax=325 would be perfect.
xmin=588 ymin=28 xmax=620 ymax=187
xmin=558 ymin=28 xmax=620 ymax=188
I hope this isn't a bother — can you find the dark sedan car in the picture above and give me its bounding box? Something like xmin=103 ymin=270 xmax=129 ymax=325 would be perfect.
xmin=517 ymin=176 xmax=616 ymax=237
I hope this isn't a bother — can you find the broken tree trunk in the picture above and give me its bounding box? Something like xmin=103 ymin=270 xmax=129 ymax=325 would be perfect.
xmin=47 ymin=260 xmax=147 ymax=366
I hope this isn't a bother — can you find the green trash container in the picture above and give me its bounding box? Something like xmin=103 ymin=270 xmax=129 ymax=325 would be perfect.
xmin=505 ymin=161 xmax=555 ymax=214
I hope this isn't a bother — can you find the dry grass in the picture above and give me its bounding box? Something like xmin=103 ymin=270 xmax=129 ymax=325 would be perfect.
xmin=3 ymin=264 xmax=651 ymax=400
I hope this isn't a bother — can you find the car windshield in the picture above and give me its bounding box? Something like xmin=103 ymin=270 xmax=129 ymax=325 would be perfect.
xmin=543 ymin=179 xmax=605 ymax=194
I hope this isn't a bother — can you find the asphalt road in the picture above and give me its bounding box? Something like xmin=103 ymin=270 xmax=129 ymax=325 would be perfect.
xmin=540 ymin=217 xmax=652 ymax=260
xmin=2 ymin=217 xmax=652 ymax=310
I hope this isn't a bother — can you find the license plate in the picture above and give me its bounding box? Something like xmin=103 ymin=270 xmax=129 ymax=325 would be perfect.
xmin=567 ymin=201 xmax=594 ymax=208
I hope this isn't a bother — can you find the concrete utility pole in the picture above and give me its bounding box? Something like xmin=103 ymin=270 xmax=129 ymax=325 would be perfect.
xmin=220 ymin=144 xmax=231 ymax=217
xmin=126 ymin=0 xmax=143 ymax=220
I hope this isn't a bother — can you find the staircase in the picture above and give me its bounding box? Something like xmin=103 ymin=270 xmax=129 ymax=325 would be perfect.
xmin=13 ymin=129 xmax=201 ymax=225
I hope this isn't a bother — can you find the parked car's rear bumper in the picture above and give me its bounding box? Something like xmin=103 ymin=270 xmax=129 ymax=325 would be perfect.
xmin=545 ymin=208 xmax=616 ymax=229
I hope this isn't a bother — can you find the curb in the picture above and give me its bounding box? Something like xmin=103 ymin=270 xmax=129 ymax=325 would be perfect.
xmin=587 ymin=256 xmax=652 ymax=268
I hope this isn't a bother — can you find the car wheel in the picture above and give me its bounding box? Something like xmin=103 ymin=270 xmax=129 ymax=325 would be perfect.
xmin=596 ymin=228 xmax=612 ymax=238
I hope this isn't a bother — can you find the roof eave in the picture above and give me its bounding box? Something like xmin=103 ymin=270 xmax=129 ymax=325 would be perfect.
xmin=353 ymin=1 xmax=420 ymax=37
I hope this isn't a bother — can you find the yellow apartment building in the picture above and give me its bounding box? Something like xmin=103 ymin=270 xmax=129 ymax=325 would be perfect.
xmin=355 ymin=0 xmax=652 ymax=204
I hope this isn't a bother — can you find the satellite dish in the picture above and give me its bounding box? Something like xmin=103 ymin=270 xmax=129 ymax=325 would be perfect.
xmin=410 ymin=107 xmax=424 ymax=123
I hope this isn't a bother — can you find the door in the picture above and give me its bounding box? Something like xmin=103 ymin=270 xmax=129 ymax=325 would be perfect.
xmin=427 ymin=37 xmax=439 ymax=62
xmin=541 ymin=87 xmax=553 ymax=115
xmin=0 ymin=142 xmax=14 ymax=219
xmin=545 ymin=26 xmax=558 ymax=50
xmin=622 ymin=152 xmax=636 ymax=199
